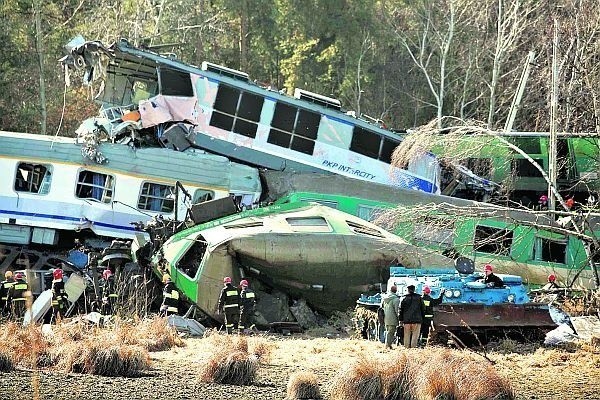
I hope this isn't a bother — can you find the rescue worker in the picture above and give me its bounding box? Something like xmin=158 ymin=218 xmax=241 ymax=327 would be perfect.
xmin=218 ymin=276 xmax=240 ymax=334
xmin=542 ymin=274 xmax=560 ymax=290
xmin=160 ymin=274 xmax=180 ymax=316
xmin=381 ymin=285 xmax=400 ymax=350
xmin=238 ymin=279 xmax=256 ymax=334
xmin=483 ymin=264 xmax=504 ymax=288
xmin=7 ymin=272 xmax=30 ymax=320
xmin=51 ymin=268 xmax=68 ymax=322
xmin=399 ymin=284 xmax=425 ymax=348
xmin=420 ymin=286 xmax=444 ymax=346
xmin=101 ymin=269 xmax=118 ymax=315
xmin=0 ymin=271 xmax=15 ymax=317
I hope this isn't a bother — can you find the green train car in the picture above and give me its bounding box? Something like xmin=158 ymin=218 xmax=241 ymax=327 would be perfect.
xmin=432 ymin=135 xmax=600 ymax=205
xmin=266 ymin=172 xmax=599 ymax=290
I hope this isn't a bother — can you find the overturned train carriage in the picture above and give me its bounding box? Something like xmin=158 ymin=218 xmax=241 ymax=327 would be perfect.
xmin=153 ymin=202 xmax=455 ymax=321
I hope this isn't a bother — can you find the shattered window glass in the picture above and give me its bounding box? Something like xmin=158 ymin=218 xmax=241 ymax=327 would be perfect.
xmin=76 ymin=170 xmax=114 ymax=203
xmin=14 ymin=163 xmax=52 ymax=195
xmin=138 ymin=182 xmax=175 ymax=213
xmin=474 ymin=225 xmax=513 ymax=256
xmin=159 ymin=68 xmax=194 ymax=96
xmin=535 ymin=236 xmax=567 ymax=264
xmin=350 ymin=127 xmax=381 ymax=160
xmin=210 ymin=84 xmax=263 ymax=139
xmin=512 ymin=158 xmax=544 ymax=177
xmin=268 ymin=103 xmax=318 ymax=155
xmin=193 ymin=190 xmax=214 ymax=204
xmin=176 ymin=237 xmax=207 ymax=279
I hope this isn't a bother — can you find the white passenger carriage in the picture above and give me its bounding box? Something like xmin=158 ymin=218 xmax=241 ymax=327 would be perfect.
xmin=69 ymin=39 xmax=441 ymax=194
xmin=0 ymin=131 xmax=262 ymax=246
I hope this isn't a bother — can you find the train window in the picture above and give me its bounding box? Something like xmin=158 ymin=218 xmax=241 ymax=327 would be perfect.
xmin=462 ymin=158 xmax=493 ymax=179
xmin=76 ymin=171 xmax=114 ymax=203
xmin=138 ymin=182 xmax=175 ymax=213
xmin=268 ymin=103 xmax=318 ymax=155
xmin=512 ymin=158 xmax=544 ymax=177
xmin=379 ymin=138 xmax=399 ymax=164
xmin=474 ymin=225 xmax=513 ymax=255
xmin=193 ymin=189 xmax=214 ymax=204
xmin=176 ymin=237 xmax=207 ymax=279
xmin=159 ymin=68 xmax=194 ymax=97
xmin=535 ymin=236 xmax=566 ymax=264
xmin=14 ymin=162 xmax=52 ymax=195
xmin=286 ymin=216 xmax=331 ymax=232
xmin=346 ymin=220 xmax=384 ymax=237
xmin=210 ymin=85 xmax=263 ymax=138
xmin=513 ymin=138 xmax=541 ymax=154
xmin=350 ymin=127 xmax=381 ymax=159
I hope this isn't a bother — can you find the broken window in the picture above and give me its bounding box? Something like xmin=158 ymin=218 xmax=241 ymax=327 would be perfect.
xmin=76 ymin=171 xmax=114 ymax=203
xmin=462 ymin=158 xmax=493 ymax=179
xmin=512 ymin=158 xmax=544 ymax=177
xmin=210 ymin=84 xmax=264 ymax=138
xmin=379 ymin=138 xmax=399 ymax=164
xmin=346 ymin=220 xmax=385 ymax=238
xmin=176 ymin=236 xmax=207 ymax=279
xmin=286 ymin=216 xmax=331 ymax=232
xmin=535 ymin=236 xmax=567 ymax=264
xmin=138 ymin=182 xmax=175 ymax=213
xmin=14 ymin=162 xmax=52 ymax=194
xmin=268 ymin=103 xmax=319 ymax=155
xmin=513 ymin=138 xmax=541 ymax=154
xmin=193 ymin=189 xmax=214 ymax=204
xmin=474 ymin=225 xmax=513 ymax=255
xmin=159 ymin=68 xmax=194 ymax=97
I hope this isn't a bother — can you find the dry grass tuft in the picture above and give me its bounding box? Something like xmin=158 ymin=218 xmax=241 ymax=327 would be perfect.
xmin=330 ymin=348 xmax=515 ymax=400
xmin=0 ymin=350 xmax=14 ymax=372
xmin=198 ymin=333 xmax=273 ymax=385
xmin=286 ymin=371 xmax=322 ymax=400
xmin=199 ymin=349 xmax=258 ymax=385
xmin=330 ymin=356 xmax=383 ymax=400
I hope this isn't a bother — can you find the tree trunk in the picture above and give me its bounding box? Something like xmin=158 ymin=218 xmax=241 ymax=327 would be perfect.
xmin=34 ymin=0 xmax=47 ymax=135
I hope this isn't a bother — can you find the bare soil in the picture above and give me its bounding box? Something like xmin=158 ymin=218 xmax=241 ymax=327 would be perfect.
xmin=0 ymin=334 xmax=598 ymax=400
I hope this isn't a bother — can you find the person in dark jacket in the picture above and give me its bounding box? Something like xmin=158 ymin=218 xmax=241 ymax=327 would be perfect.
xmin=238 ymin=279 xmax=256 ymax=333
xmin=7 ymin=272 xmax=30 ymax=321
xmin=399 ymin=284 xmax=425 ymax=348
xmin=420 ymin=285 xmax=444 ymax=346
xmin=218 ymin=276 xmax=240 ymax=334
xmin=0 ymin=271 xmax=15 ymax=317
xmin=483 ymin=264 xmax=504 ymax=288
xmin=160 ymin=274 xmax=180 ymax=316
xmin=51 ymin=268 xmax=68 ymax=322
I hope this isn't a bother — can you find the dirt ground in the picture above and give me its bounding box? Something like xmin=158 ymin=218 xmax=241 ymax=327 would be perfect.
xmin=0 ymin=333 xmax=598 ymax=400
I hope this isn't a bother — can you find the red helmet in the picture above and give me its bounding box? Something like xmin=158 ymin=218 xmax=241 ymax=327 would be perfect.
xmin=223 ymin=276 xmax=232 ymax=284
xmin=484 ymin=264 xmax=493 ymax=272
xmin=14 ymin=272 xmax=25 ymax=280
xmin=102 ymin=269 xmax=113 ymax=280
xmin=423 ymin=286 xmax=431 ymax=294
xmin=240 ymin=279 xmax=249 ymax=287
xmin=53 ymin=269 xmax=63 ymax=280
xmin=548 ymin=274 xmax=556 ymax=282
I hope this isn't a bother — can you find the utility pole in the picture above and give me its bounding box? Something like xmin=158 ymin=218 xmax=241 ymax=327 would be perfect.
xmin=548 ymin=21 xmax=559 ymax=212
xmin=504 ymin=51 xmax=535 ymax=133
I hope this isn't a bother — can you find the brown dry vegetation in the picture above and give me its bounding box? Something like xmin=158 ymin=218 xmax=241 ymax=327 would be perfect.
xmin=0 ymin=327 xmax=598 ymax=399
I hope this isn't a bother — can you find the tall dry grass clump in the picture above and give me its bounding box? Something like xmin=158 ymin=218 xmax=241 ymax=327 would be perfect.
xmin=330 ymin=355 xmax=383 ymax=400
xmin=198 ymin=333 xmax=272 ymax=386
xmin=0 ymin=322 xmax=52 ymax=368
xmin=286 ymin=371 xmax=322 ymax=400
xmin=112 ymin=316 xmax=184 ymax=351
xmin=330 ymin=348 xmax=515 ymax=400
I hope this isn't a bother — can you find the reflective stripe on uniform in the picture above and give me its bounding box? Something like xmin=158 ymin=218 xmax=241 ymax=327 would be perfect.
xmin=423 ymin=300 xmax=430 ymax=307
xmin=244 ymin=292 xmax=255 ymax=298
xmin=108 ymin=294 xmax=118 ymax=298
xmin=167 ymin=306 xmax=178 ymax=313
xmin=425 ymin=314 xmax=434 ymax=318
xmin=12 ymin=298 xmax=26 ymax=302
xmin=224 ymin=304 xmax=238 ymax=308
xmin=164 ymin=291 xmax=179 ymax=300
xmin=14 ymin=283 xmax=28 ymax=290
xmin=226 ymin=290 xmax=238 ymax=297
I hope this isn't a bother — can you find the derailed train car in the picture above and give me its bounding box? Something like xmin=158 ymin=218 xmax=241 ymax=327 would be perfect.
xmin=151 ymin=201 xmax=455 ymax=321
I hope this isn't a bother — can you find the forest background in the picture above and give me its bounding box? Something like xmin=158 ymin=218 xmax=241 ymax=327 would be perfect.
xmin=1 ymin=0 xmax=599 ymax=137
